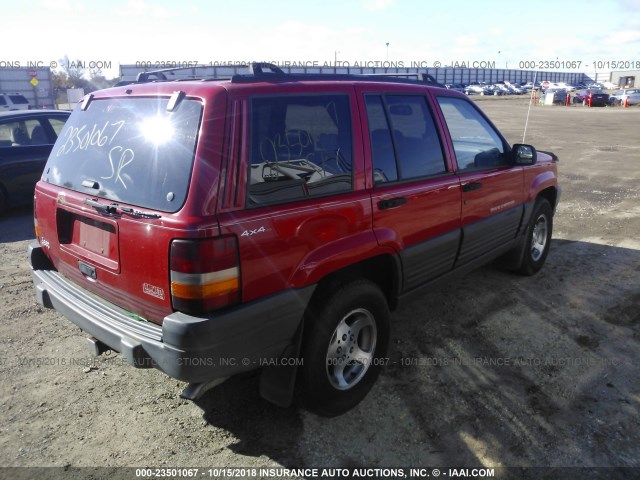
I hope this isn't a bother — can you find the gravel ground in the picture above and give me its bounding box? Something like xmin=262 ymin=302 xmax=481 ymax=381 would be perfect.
xmin=1 ymin=97 xmax=639 ymax=479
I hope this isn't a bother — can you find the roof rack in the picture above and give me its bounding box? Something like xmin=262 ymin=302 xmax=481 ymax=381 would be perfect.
xmin=123 ymin=62 xmax=444 ymax=87
xmin=231 ymin=63 xmax=444 ymax=87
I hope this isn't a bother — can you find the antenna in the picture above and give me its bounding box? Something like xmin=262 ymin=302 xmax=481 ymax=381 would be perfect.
xmin=522 ymin=71 xmax=537 ymax=143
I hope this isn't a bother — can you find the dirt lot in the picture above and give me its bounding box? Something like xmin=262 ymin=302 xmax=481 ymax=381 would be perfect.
xmin=1 ymin=97 xmax=639 ymax=478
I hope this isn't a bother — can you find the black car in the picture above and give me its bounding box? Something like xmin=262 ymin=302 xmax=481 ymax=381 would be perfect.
xmin=0 ymin=110 xmax=70 ymax=213
xmin=545 ymin=88 xmax=569 ymax=104
xmin=573 ymin=89 xmax=609 ymax=107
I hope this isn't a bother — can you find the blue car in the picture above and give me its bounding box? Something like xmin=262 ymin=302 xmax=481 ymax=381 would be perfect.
xmin=0 ymin=109 xmax=70 ymax=213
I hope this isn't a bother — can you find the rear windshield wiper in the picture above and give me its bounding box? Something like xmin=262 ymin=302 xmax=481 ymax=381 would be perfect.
xmin=117 ymin=206 xmax=162 ymax=219
xmin=83 ymin=199 xmax=161 ymax=219
xmin=84 ymin=198 xmax=118 ymax=215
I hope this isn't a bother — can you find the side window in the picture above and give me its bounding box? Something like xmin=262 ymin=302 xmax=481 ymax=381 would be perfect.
xmin=0 ymin=120 xmax=11 ymax=146
xmin=437 ymin=96 xmax=506 ymax=171
xmin=249 ymin=94 xmax=352 ymax=206
xmin=0 ymin=119 xmax=42 ymax=146
xmin=365 ymin=96 xmax=397 ymax=183
xmin=48 ymin=118 xmax=67 ymax=137
xmin=365 ymin=94 xmax=446 ymax=184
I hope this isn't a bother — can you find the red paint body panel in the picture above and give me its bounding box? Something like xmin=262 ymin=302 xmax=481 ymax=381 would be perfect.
xmin=459 ymin=167 xmax=524 ymax=225
xmin=218 ymin=192 xmax=374 ymax=299
xmin=371 ymin=177 xmax=462 ymax=251
xmin=35 ymin=183 xmax=181 ymax=323
xmin=523 ymin=152 xmax=559 ymax=202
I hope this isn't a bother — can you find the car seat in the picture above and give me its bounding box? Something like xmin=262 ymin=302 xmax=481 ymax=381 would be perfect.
xmin=11 ymin=126 xmax=30 ymax=146
xmin=30 ymin=125 xmax=49 ymax=145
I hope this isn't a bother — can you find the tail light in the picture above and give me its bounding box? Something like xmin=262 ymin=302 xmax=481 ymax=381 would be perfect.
xmin=170 ymin=236 xmax=240 ymax=314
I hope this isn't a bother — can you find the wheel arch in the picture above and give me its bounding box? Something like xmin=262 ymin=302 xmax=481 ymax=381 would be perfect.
xmin=537 ymin=185 xmax=559 ymax=213
xmin=308 ymin=253 xmax=402 ymax=313
xmin=526 ymin=170 xmax=559 ymax=210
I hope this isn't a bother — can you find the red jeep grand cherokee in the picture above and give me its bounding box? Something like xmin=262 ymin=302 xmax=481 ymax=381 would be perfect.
xmin=30 ymin=64 xmax=559 ymax=416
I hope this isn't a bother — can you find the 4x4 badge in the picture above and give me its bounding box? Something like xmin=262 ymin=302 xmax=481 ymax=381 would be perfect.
xmin=241 ymin=226 xmax=266 ymax=237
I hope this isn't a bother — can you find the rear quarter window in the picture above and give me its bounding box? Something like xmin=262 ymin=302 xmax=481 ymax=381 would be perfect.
xmin=248 ymin=94 xmax=353 ymax=206
xmin=43 ymin=97 xmax=202 ymax=213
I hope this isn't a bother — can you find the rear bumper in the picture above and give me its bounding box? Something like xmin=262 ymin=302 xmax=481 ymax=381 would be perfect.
xmin=29 ymin=241 xmax=315 ymax=383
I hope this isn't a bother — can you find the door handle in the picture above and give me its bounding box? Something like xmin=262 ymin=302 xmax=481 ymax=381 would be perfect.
xmin=378 ymin=197 xmax=408 ymax=210
xmin=462 ymin=182 xmax=483 ymax=192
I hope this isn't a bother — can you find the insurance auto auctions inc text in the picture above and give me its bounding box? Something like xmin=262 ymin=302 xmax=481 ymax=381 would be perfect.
xmin=201 ymin=60 xmax=495 ymax=69
xmin=192 ymin=467 xmax=495 ymax=478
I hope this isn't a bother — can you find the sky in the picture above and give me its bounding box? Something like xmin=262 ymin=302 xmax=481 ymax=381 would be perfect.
xmin=2 ymin=0 xmax=640 ymax=79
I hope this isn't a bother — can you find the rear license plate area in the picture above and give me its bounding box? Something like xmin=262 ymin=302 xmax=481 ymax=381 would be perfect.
xmin=57 ymin=209 xmax=120 ymax=272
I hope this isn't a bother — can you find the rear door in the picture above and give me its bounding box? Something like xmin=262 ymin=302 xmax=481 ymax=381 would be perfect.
xmin=358 ymin=87 xmax=462 ymax=292
xmin=435 ymin=95 xmax=524 ymax=266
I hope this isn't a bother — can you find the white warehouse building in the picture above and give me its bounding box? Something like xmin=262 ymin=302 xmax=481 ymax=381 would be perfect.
xmin=0 ymin=67 xmax=56 ymax=109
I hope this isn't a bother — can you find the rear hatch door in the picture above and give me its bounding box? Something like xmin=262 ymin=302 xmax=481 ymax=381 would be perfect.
xmin=36 ymin=94 xmax=205 ymax=324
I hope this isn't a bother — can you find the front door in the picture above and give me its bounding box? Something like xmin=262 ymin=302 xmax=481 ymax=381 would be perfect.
xmin=435 ymin=95 xmax=524 ymax=266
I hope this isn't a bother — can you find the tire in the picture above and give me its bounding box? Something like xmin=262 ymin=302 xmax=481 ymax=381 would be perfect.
xmin=299 ymin=280 xmax=390 ymax=417
xmin=516 ymin=198 xmax=553 ymax=276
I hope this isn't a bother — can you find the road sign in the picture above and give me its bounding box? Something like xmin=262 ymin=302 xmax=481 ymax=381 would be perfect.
xmin=30 ymin=78 xmax=39 ymax=87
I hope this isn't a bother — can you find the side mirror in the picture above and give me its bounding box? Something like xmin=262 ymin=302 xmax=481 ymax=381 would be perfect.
xmin=512 ymin=144 xmax=537 ymax=165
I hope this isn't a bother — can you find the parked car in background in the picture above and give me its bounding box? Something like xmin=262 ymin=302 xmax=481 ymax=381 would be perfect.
xmin=444 ymin=84 xmax=465 ymax=93
xmin=0 ymin=110 xmax=70 ymax=213
xmin=508 ymin=84 xmax=527 ymax=94
xmin=608 ymin=88 xmax=640 ymax=106
xmin=464 ymin=84 xmax=485 ymax=95
xmin=573 ymin=89 xmax=609 ymax=106
xmin=480 ymin=85 xmax=505 ymax=96
xmin=552 ymin=82 xmax=575 ymax=92
xmin=490 ymin=84 xmax=510 ymax=95
xmin=0 ymin=93 xmax=30 ymax=111
xmin=544 ymin=88 xmax=569 ymax=104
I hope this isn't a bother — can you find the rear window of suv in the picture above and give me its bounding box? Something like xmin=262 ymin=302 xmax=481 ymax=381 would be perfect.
xmin=9 ymin=95 xmax=29 ymax=104
xmin=43 ymin=97 xmax=202 ymax=213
